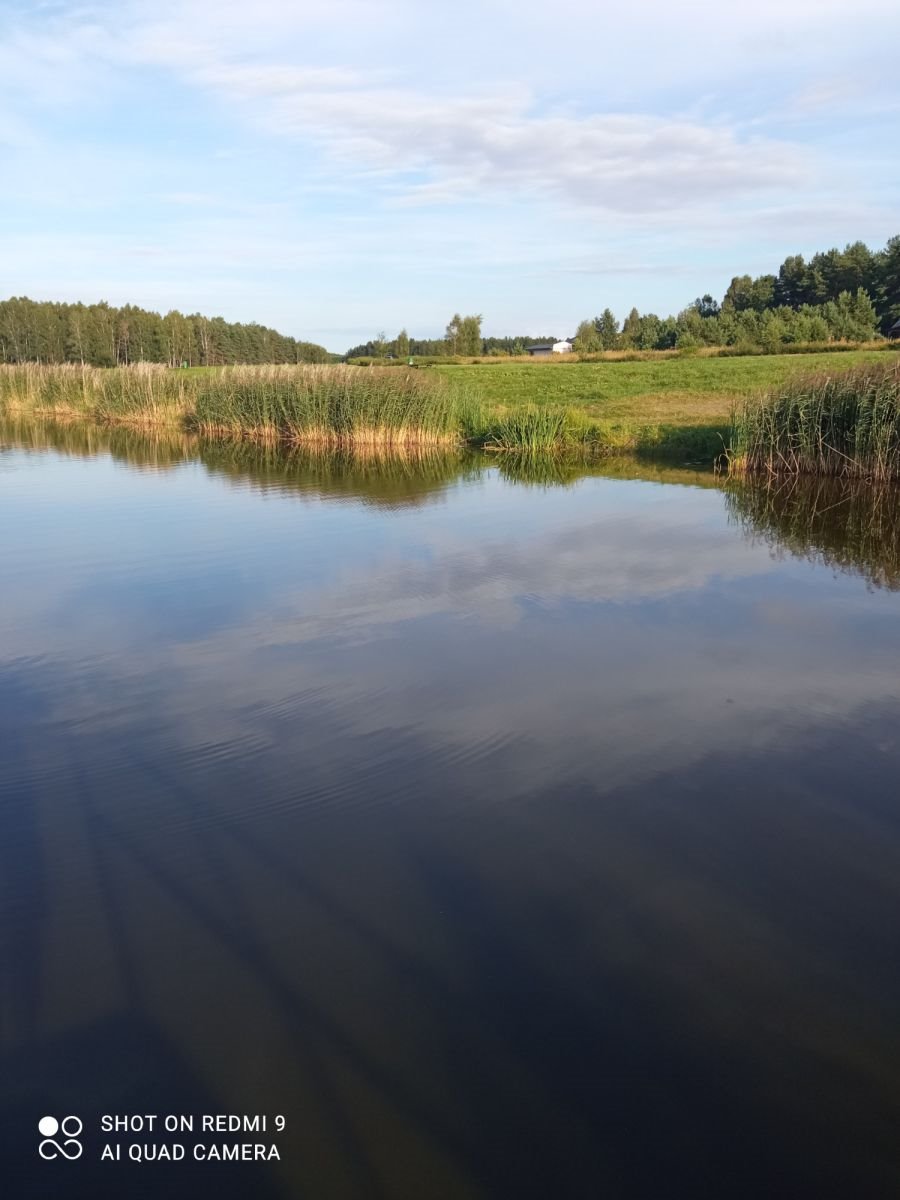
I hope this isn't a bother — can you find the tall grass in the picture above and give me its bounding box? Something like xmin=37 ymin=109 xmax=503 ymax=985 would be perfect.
xmin=0 ymin=363 xmax=463 ymax=446
xmin=729 ymin=360 xmax=900 ymax=480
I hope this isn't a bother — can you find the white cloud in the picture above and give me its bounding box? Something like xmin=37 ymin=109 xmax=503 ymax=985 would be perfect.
xmin=1 ymin=0 xmax=897 ymax=341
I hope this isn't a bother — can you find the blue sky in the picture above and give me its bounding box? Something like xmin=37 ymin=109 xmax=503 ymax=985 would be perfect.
xmin=1 ymin=0 xmax=898 ymax=352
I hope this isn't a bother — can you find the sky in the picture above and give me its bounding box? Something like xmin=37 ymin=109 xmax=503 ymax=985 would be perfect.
xmin=1 ymin=0 xmax=898 ymax=352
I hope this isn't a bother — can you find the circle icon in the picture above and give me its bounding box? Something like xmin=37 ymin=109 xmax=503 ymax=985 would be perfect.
xmin=38 ymin=1115 xmax=83 ymax=1160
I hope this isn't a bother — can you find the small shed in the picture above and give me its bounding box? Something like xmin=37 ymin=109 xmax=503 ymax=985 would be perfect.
xmin=888 ymin=319 xmax=900 ymax=340
xmin=525 ymin=340 xmax=573 ymax=357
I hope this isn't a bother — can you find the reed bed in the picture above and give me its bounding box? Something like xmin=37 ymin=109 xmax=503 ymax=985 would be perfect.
xmin=483 ymin=406 xmax=577 ymax=452
xmin=191 ymin=365 xmax=462 ymax=445
xmin=729 ymin=360 xmax=900 ymax=480
xmin=0 ymin=363 xmax=464 ymax=446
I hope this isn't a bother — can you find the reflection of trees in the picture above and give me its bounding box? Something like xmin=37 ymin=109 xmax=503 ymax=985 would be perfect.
xmin=726 ymin=475 xmax=900 ymax=590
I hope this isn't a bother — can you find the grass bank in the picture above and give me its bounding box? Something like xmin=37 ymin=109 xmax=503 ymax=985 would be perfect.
xmin=729 ymin=360 xmax=900 ymax=480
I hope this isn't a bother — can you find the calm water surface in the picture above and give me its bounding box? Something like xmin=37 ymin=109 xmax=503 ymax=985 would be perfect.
xmin=3 ymin=426 xmax=900 ymax=1199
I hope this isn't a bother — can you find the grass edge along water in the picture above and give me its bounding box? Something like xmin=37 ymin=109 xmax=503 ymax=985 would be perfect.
xmin=5 ymin=357 xmax=899 ymax=468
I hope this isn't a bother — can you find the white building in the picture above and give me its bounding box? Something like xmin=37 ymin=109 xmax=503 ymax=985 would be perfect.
xmin=525 ymin=339 xmax=573 ymax=357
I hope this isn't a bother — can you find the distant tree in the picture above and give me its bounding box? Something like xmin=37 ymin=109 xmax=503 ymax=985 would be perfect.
xmin=880 ymin=236 xmax=900 ymax=329
xmin=774 ymin=255 xmax=808 ymax=308
xmin=444 ymin=313 xmax=482 ymax=356
xmin=722 ymin=275 xmax=755 ymax=312
xmin=694 ymin=294 xmax=720 ymax=319
xmin=395 ymin=328 xmax=410 ymax=358
xmin=636 ymin=313 xmax=662 ymax=350
xmin=573 ymin=318 xmax=600 ymax=353
xmin=620 ymin=307 xmax=642 ymax=347
xmin=459 ymin=314 xmax=483 ymax=356
xmin=758 ymin=309 xmax=787 ymax=352
xmin=597 ymin=308 xmax=619 ymax=349
xmin=749 ymin=275 xmax=776 ymax=312
xmin=445 ymin=314 xmax=463 ymax=354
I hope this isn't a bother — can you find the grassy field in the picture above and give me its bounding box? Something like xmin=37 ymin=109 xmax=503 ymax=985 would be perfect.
xmin=435 ymin=349 xmax=895 ymax=422
xmin=437 ymin=349 xmax=899 ymax=459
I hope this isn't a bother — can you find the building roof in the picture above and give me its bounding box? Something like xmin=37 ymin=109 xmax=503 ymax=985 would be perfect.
xmin=889 ymin=318 xmax=900 ymax=333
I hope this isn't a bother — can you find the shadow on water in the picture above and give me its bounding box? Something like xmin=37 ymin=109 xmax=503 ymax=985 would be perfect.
xmin=5 ymin=684 xmax=900 ymax=1198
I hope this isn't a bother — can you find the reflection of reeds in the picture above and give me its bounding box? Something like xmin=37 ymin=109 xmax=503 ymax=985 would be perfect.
xmin=726 ymin=474 xmax=900 ymax=590
xmin=2 ymin=417 xmax=723 ymax=499
xmin=0 ymin=414 xmax=195 ymax=469
xmin=196 ymin=439 xmax=478 ymax=509
xmin=493 ymin=451 xmax=589 ymax=487
xmin=0 ymin=363 xmax=465 ymax=447
xmin=730 ymin=361 xmax=900 ymax=480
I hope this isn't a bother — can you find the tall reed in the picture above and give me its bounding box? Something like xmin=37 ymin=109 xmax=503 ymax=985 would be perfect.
xmin=0 ymin=363 xmax=463 ymax=446
xmin=191 ymin=364 xmax=460 ymax=445
xmin=729 ymin=360 xmax=900 ymax=480
xmin=483 ymin=406 xmax=574 ymax=452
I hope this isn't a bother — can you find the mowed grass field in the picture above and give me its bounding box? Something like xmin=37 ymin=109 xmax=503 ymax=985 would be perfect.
xmin=435 ymin=349 xmax=897 ymax=426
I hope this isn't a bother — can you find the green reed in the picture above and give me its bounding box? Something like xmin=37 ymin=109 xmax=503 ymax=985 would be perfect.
xmin=729 ymin=359 xmax=900 ymax=480
xmin=483 ymin=406 xmax=575 ymax=452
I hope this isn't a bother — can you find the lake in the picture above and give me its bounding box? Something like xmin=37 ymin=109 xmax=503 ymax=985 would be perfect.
xmin=3 ymin=423 xmax=900 ymax=1199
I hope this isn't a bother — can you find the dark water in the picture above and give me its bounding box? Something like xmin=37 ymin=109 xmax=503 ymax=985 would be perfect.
xmin=3 ymin=424 xmax=900 ymax=1199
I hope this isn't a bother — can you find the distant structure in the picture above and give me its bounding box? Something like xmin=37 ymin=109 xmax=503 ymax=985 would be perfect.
xmin=525 ymin=339 xmax=574 ymax=357
xmin=889 ymin=319 xmax=900 ymax=340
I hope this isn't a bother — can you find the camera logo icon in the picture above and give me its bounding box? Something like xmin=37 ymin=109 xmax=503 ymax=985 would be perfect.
xmin=38 ymin=1116 xmax=83 ymax=1160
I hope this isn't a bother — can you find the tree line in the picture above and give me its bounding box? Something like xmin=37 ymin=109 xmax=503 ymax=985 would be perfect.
xmin=346 ymin=315 xmax=563 ymax=359
xmin=0 ymin=298 xmax=333 ymax=366
xmin=351 ymin=234 xmax=900 ymax=358
xmin=4 ymin=235 xmax=898 ymax=368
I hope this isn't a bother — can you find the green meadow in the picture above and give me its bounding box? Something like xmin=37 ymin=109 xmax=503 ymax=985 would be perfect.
xmin=435 ymin=348 xmax=893 ymax=422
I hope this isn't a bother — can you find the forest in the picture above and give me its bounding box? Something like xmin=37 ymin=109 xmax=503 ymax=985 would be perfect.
xmin=0 ymin=299 xmax=333 ymax=366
